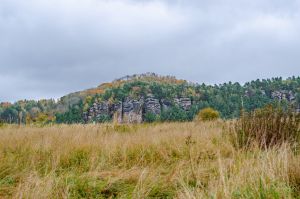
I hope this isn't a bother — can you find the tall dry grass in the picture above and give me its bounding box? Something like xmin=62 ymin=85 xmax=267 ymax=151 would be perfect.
xmin=234 ymin=106 xmax=300 ymax=149
xmin=0 ymin=122 xmax=299 ymax=198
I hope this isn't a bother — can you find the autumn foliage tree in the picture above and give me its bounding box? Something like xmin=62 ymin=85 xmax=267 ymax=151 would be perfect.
xmin=196 ymin=108 xmax=220 ymax=121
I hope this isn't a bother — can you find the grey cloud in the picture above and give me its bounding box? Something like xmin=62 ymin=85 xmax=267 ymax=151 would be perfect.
xmin=0 ymin=0 xmax=300 ymax=102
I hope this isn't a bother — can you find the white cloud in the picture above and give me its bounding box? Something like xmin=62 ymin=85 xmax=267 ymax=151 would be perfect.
xmin=1 ymin=0 xmax=186 ymax=36
xmin=0 ymin=0 xmax=300 ymax=101
xmin=230 ymin=15 xmax=298 ymax=41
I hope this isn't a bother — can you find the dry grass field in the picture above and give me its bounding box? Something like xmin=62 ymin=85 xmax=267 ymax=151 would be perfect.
xmin=0 ymin=122 xmax=299 ymax=198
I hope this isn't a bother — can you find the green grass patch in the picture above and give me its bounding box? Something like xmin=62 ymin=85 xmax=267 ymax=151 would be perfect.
xmin=59 ymin=149 xmax=91 ymax=173
xmin=232 ymin=180 xmax=293 ymax=199
xmin=58 ymin=175 xmax=136 ymax=199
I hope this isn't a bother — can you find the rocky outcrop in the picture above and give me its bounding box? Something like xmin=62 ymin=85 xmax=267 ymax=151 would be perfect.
xmin=175 ymin=98 xmax=192 ymax=111
xmin=84 ymin=96 xmax=193 ymax=124
xmin=122 ymin=98 xmax=143 ymax=123
xmin=270 ymin=90 xmax=300 ymax=113
xmin=271 ymin=90 xmax=295 ymax=102
xmin=83 ymin=101 xmax=110 ymax=122
xmin=161 ymin=99 xmax=172 ymax=111
xmin=145 ymin=97 xmax=161 ymax=115
xmin=112 ymin=101 xmax=122 ymax=124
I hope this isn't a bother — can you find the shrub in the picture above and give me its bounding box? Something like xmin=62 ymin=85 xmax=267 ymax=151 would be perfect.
xmin=95 ymin=114 xmax=111 ymax=123
xmin=144 ymin=112 xmax=159 ymax=123
xmin=196 ymin=108 xmax=220 ymax=121
xmin=0 ymin=120 xmax=4 ymax=127
xmin=34 ymin=113 xmax=55 ymax=126
xmin=234 ymin=105 xmax=300 ymax=149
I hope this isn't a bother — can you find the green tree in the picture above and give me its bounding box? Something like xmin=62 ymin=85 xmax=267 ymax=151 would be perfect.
xmin=160 ymin=106 xmax=188 ymax=122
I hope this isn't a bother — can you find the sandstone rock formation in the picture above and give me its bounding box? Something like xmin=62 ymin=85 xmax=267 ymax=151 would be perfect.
xmin=161 ymin=99 xmax=172 ymax=111
xmin=84 ymin=96 xmax=193 ymax=124
xmin=122 ymin=98 xmax=143 ymax=123
xmin=112 ymin=101 xmax=122 ymax=124
xmin=175 ymin=98 xmax=192 ymax=111
xmin=145 ymin=97 xmax=161 ymax=115
xmin=82 ymin=88 xmax=299 ymax=124
xmin=271 ymin=90 xmax=295 ymax=102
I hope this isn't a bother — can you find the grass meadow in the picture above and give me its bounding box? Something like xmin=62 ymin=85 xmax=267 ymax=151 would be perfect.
xmin=0 ymin=122 xmax=299 ymax=198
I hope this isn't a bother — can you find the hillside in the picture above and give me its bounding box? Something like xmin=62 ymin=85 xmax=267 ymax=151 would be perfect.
xmin=0 ymin=73 xmax=300 ymax=124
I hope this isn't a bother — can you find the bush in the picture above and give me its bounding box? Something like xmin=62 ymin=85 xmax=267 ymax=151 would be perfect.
xmin=0 ymin=120 xmax=4 ymax=127
xmin=34 ymin=113 xmax=55 ymax=126
xmin=196 ymin=108 xmax=220 ymax=121
xmin=144 ymin=112 xmax=159 ymax=123
xmin=234 ymin=105 xmax=300 ymax=149
xmin=95 ymin=114 xmax=111 ymax=123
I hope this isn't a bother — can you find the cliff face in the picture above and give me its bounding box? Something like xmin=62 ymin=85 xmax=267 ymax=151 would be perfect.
xmin=83 ymin=97 xmax=192 ymax=123
xmin=271 ymin=90 xmax=296 ymax=102
xmin=122 ymin=98 xmax=144 ymax=123
xmin=270 ymin=90 xmax=299 ymax=113
xmin=83 ymin=89 xmax=300 ymax=123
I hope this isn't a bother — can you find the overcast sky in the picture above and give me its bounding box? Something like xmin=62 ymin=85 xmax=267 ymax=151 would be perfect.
xmin=1 ymin=0 xmax=300 ymax=102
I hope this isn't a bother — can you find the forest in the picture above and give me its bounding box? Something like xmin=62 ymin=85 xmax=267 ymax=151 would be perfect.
xmin=1 ymin=74 xmax=300 ymax=125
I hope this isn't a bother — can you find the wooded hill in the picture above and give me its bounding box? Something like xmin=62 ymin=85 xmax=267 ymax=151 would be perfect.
xmin=1 ymin=73 xmax=300 ymax=124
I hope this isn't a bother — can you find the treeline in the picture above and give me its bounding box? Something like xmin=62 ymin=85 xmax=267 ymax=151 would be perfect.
xmin=1 ymin=75 xmax=300 ymax=124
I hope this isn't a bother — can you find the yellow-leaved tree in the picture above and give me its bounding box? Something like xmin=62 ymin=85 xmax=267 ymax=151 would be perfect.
xmin=196 ymin=108 xmax=220 ymax=121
